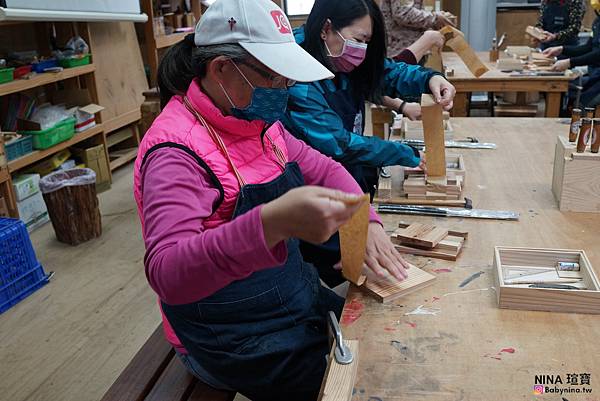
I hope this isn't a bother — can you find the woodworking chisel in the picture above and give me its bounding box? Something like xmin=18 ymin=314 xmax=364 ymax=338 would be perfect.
xmin=528 ymin=283 xmax=582 ymax=290
xmin=399 ymin=139 xmax=497 ymax=150
xmin=377 ymin=204 xmax=519 ymax=220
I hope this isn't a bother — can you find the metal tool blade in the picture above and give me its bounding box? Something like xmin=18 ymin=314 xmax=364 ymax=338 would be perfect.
xmin=399 ymin=139 xmax=496 ymax=150
xmin=328 ymin=311 xmax=353 ymax=365
xmin=378 ymin=205 xmax=519 ymax=220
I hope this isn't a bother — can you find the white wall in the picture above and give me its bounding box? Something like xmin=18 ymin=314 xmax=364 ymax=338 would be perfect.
xmin=460 ymin=0 xmax=497 ymax=51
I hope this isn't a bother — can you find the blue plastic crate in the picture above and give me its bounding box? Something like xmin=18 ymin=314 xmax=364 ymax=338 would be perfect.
xmin=0 ymin=218 xmax=49 ymax=313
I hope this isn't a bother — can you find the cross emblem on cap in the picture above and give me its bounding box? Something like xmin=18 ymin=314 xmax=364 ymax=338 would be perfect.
xmin=228 ymin=17 xmax=237 ymax=31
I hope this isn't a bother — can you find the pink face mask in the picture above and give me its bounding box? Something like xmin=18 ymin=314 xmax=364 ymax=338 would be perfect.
xmin=325 ymin=31 xmax=368 ymax=73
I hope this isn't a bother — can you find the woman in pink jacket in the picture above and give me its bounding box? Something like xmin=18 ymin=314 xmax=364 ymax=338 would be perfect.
xmin=133 ymin=0 xmax=410 ymax=400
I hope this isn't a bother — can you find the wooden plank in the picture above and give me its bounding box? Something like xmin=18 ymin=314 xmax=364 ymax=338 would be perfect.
xmin=188 ymin=382 xmax=236 ymax=401
xmin=393 ymin=223 xmax=448 ymax=248
xmin=525 ymin=25 xmax=546 ymax=41
xmin=100 ymin=325 xmax=174 ymax=401
xmin=107 ymin=127 xmax=134 ymax=148
xmin=109 ymin=148 xmax=138 ymax=171
xmin=440 ymin=26 xmax=488 ymax=77
xmin=87 ymin=22 xmax=148 ymax=134
xmin=155 ymin=32 xmax=188 ymax=49
xmin=425 ymin=45 xmax=443 ymax=72
xmin=339 ymin=195 xmax=370 ymax=286
xmin=421 ymin=94 xmax=447 ymax=181
xmin=0 ymin=64 xmax=95 ymax=97
xmin=394 ymin=241 xmax=463 ymax=261
xmin=319 ymin=340 xmax=359 ymax=401
xmin=144 ymin=356 xmax=197 ymax=401
xmin=397 ymin=222 xmax=468 ymax=239
xmin=363 ymin=264 xmax=436 ymax=303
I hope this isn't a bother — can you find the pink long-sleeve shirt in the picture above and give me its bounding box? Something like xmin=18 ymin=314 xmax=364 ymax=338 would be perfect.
xmin=141 ymin=131 xmax=381 ymax=306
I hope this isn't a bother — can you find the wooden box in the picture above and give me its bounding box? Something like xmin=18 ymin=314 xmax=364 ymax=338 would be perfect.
xmin=552 ymin=135 xmax=600 ymax=212
xmin=493 ymin=247 xmax=600 ymax=314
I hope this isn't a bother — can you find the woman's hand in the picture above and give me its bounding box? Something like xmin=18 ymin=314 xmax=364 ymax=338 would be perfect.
xmin=422 ymin=30 xmax=445 ymax=49
xmin=428 ymin=75 xmax=455 ymax=111
xmin=261 ymin=186 xmax=364 ymax=248
xmin=365 ymin=223 xmax=410 ymax=281
xmin=418 ymin=150 xmax=427 ymax=171
xmin=543 ymin=46 xmax=563 ymax=57
xmin=552 ymin=58 xmax=570 ymax=72
xmin=403 ymin=102 xmax=422 ymax=120
xmin=541 ymin=31 xmax=557 ymax=43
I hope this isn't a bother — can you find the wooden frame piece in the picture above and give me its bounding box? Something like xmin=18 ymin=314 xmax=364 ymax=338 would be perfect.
xmin=493 ymin=247 xmax=600 ymax=314
xmin=339 ymin=194 xmax=370 ymax=286
xmin=319 ymin=340 xmax=359 ymax=401
xmin=391 ymin=223 xmax=468 ymax=261
xmin=440 ymin=25 xmax=489 ymax=77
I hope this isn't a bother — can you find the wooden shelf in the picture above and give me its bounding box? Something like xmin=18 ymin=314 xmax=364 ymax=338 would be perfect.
xmin=155 ymin=32 xmax=188 ymax=49
xmin=0 ymin=64 xmax=95 ymax=97
xmin=107 ymin=128 xmax=133 ymax=148
xmin=8 ymin=124 xmax=104 ymax=172
xmin=109 ymin=148 xmax=137 ymax=170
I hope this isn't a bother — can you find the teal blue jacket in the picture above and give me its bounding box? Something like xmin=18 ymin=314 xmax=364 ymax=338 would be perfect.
xmin=282 ymin=27 xmax=439 ymax=168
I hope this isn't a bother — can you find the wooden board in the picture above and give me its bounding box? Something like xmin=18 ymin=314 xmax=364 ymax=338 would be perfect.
xmin=425 ymin=45 xmax=443 ymax=73
xmin=319 ymin=340 xmax=359 ymax=401
xmin=440 ymin=25 xmax=489 ymax=77
xmin=392 ymin=223 xmax=448 ymax=248
xmin=339 ymin=194 xmax=370 ymax=286
xmin=494 ymin=247 xmax=600 ymax=314
xmin=525 ymin=25 xmax=546 ymax=41
xmin=87 ymin=21 xmax=148 ymax=131
xmin=421 ymin=94 xmax=447 ymax=181
xmin=363 ymin=264 xmax=436 ymax=303
xmin=552 ymin=135 xmax=600 ymax=212
xmin=392 ymin=232 xmax=466 ymax=261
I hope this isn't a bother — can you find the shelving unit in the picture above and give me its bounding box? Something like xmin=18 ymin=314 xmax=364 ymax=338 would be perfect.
xmin=0 ymin=64 xmax=95 ymax=96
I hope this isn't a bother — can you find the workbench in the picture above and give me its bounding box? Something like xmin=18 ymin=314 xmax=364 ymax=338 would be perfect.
xmin=343 ymin=118 xmax=600 ymax=401
xmin=443 ymin=52 xmax=574 ymax=118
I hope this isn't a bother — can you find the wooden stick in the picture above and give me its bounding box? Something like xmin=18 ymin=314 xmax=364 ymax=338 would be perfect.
xmin=421 ymin=94 xmax=447 ymax=182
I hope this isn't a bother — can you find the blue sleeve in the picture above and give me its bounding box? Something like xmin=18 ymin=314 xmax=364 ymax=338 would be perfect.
xmin=382 ymin=58 xmax=441 ymax=99
xmin=282 ymin=82 xmax=420 ymax=168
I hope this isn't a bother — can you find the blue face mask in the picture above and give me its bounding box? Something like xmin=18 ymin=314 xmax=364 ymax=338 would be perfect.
xmin=220 ymin=62 xmax=289 ymax=124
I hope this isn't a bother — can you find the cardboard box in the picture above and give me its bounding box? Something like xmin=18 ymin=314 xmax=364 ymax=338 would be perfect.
xmin=26 ymin=149 xmax=71 ymax=176
xmin=53 ymin=89 xmax=104 ymax=133
xmin=12 ymin=173 xmax=41 ymax=201
xmin=72 ymin=144 xmax=111 ymax=193
xmin=17 ymin=191 xmax=48 ymax=230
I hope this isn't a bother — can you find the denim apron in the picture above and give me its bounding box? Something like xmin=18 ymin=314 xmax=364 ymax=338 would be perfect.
xmin=541 ymin=1 xmax=578 ymax=49
xmin=161 ymin=97 xmax=344 ymax=401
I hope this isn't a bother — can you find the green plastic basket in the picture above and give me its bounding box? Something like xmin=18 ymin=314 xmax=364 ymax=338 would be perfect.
xmin=59 ymin=54 xmax=91 ymax=68
xmin=20 ymin=117 xmax=76 ymax=150
xmin=0 ymin=68 xmax=15 ymax=84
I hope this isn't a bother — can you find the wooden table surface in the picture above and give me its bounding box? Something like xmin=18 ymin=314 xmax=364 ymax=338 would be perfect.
xmin=343 ymin=118 xmax=600 ymax=401
xmin=443 ymin=52 xmax=575 ymax=118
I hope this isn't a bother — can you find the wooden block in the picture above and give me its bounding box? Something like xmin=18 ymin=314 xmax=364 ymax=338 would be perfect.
xmin=552 ymin=135 xmax=600 ymax=212
xmin=496 ymin=58 xmax=525 ymax=71
xmin=398 ymin=222 xmax=468 ymax=239
xmin=525 ymin=25 xmax=546 ymax=41
xmin=377 ymin=176 xmax=392 ymax=200
xmin=363 ymin=264 xmax=436 ymax=303
xmin=421 ymin=94 xmax=447 ymax=180
xmin=505 ymin=46 xmax=532 ymax=58
xmin=393 ymin=223 xmax=448 ymax=248
xmin=493 ymin=247 xmax=600 ymax=314
xmin=394 ymin=241 xmax=463 ymax=261
xmin=440 ymin=25 xmax=489 ymax=77
xmin=319 ymin=340 xmax=359 ymax=401
xmin=339 ymin=194 xmax=370 ymax=286
xmin=425 ymin=45 xmax=443 ymax=72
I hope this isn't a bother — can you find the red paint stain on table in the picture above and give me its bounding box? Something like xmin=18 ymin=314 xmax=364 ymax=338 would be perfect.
xmin=341 ymin=299 xmax=364 ymax=325
xmin=500 ymin=347 xmax=516 ymax=354
xmin=433 ymin=268 xmax=452 ymax=273
xmin=432 ymin=296 xmax=441 ymax=302
xmin=384 ymin=327 xmax=396 ymax=332
xmin=405 ymin=322 xmax=417 ymax=328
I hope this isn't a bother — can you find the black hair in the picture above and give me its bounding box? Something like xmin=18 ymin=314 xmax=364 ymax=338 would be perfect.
xmin=301 ymin=0 xmax=387 ymax=103
xmin=157 ymin=34 xmax=249 ymax=108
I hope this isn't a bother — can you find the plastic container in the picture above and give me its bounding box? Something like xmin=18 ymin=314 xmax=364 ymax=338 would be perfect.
xmin=4 ymin=135 xmax=34 ymax=161
xmin=59 ymin=54 xmax=91 ymax=68
xmin=13 ymin=65 xmax=32 ymax=79
xmin=0 ymin=67 xmax=15 ymax=84
xmin=31 ymin=58 xmax=58 ymax=73
xmin=0 ymin=217 xmax=49 ymax=313
xmin=20 ymin=117 xmax=76 ymax=150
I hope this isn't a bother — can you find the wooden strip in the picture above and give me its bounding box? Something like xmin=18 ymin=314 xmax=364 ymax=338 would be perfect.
xmin=393 ymin=223 xmax=448 ymax=248
xmin=440 ymin=26 xmax=489 ymax=77
xmin=363 ymin=264 xmax=436 ymax=303
xmin=394 ymin=243 xmax=461 ymax=261
xmin=100 ymin=325 xmax=174 ymax=401
xmin=339 ymin=194 xmax=370 ymax=286
xmin=188 ymin=382 xmax=236 ymax=401
xmin=398 ymin=223 xmax=468 ymax=239
xmin=144 ymin=356 xmax=197 ymax=401
xmin=421 ymin=94 xmax=446 ymax=181
xmin=319 ymin=340 xmax=359 ymax=401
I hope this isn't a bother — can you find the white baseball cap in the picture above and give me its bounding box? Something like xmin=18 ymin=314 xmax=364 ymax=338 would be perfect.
xmin=194 ymin=0 xmax=334 ymax=82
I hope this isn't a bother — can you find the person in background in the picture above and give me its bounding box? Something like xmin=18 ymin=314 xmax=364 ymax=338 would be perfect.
xmin=134 ymin=0 xmax=411 ymax=399
xmin=283 ymin=0 xmax=455 ymax=287
xmin=383 ymin=29 xmax=446 ymax=120
xmin=544 ymin=0 xmax=600 ymax=107
xmin=536 ymin=0 xmax=584 ymax=50
xmin=380 ymin=0 xmax=456 ymax=58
